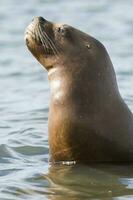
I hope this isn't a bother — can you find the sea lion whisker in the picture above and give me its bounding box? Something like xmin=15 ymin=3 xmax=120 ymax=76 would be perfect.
xmin=36 ymin=26 xmax=49 ymax=54
xmin=43 ymin=31 xmax=60 ymax=56
xmin=34 ymin=31 xmax=38 ymax=42
xmin=38 ymin=24 xmax=59 ymax=57
xmin=38 ymin=26 xmax=50 ymax=53
xmin=35 ymin=28 xmax=40 ymax=42
xmin=38 ymin=24 xmax=53 ymax=50
xmin=39 ymin=27 xmax=57 ymax=56
xmin=40 ymin=34 xmax=50 ymax=54
xmin=43 ymin=32 xmax=58 ymax=56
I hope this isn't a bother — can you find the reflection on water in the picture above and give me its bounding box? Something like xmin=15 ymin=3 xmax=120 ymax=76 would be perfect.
xmin=47 ymin=164 xmax=133 ymax=200
xmin=0 ymin=0 xmax=133 ymax=199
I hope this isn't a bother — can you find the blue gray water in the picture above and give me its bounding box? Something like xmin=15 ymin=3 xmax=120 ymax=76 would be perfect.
xmin=0 ymin=0 xmax=133 ymax=199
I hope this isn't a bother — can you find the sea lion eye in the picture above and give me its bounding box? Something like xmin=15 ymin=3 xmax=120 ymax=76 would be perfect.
xmin=57 ymin=27 xmax=65 ymax=35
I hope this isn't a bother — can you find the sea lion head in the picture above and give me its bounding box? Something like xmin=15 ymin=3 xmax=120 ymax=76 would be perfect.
xmin=25 ymin=16 xmax=108 ymax=74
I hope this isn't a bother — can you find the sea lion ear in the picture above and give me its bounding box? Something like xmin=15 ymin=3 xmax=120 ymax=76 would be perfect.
xmin=85 ymin=44 xmax=91 ymax=50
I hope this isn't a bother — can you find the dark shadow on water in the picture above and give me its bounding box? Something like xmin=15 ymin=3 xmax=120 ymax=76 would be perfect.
xmin=45 ymin=163 xmax=133 ymax=199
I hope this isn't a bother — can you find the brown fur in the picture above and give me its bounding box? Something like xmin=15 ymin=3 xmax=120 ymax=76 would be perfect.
xmin=25 ymin=17 xmax=133 ymax=164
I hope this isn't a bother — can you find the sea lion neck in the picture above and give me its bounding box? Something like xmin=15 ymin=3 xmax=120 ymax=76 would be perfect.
xmin=47 ymin=62 xmax=75 ymax=81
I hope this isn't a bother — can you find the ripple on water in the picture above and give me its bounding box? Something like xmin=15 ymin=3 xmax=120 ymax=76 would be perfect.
xmin=0 ymin=144 xmax=16 ymax=158
xmin=11 ymin=145 xmax=48 ymax=156
xmin=0 ymin=0 xmax=133 ymax=199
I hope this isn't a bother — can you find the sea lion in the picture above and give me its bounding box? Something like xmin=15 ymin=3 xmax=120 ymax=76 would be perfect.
xmin=25 ymin=16 xmax=133 ymax=164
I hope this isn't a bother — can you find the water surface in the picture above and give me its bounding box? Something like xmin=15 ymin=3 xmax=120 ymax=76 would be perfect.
xmin=0 ymin=0 xmax=133 ymax=199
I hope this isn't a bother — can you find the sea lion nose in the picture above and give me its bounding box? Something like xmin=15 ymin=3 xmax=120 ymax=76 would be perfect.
xmin=32 ymin=16 xmax=46 ymax=24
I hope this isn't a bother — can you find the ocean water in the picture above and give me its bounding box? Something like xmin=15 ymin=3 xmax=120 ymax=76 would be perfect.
xmin=0 ymin=0 xmax=133 ymax=199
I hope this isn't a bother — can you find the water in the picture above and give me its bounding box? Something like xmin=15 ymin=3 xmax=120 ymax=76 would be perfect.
xmin=0 ymin=0 xmax=133 ymax=199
